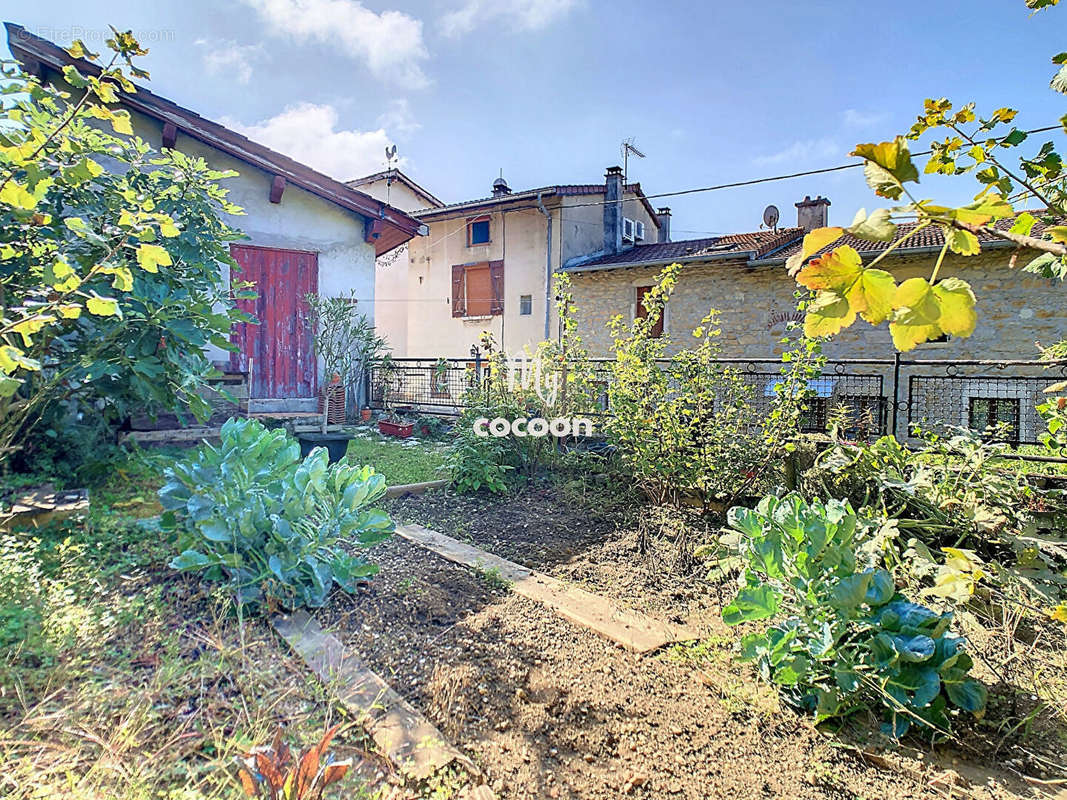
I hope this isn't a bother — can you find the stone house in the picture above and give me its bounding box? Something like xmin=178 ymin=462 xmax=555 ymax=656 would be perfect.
xmin=366 ymin=166 xmax=664 ymax=357
xmin=7 ymin=23 xmax=425 ymax=415
xmin=564 ymin=197 xmax=1067 ymax=444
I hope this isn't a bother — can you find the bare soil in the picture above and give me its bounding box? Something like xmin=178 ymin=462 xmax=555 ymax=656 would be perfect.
xmin=310 ymin=485 xmax=1058 ymax=799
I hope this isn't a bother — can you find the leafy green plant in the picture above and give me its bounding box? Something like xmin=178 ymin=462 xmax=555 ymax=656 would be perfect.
xmin=304 ymin=291 xmax=388 ymax=432
xmin=237 ymin=725 xmax=351 ymax=799
xmin=1 ymin=34 xmax=249 ymax=466
xmin=722 ymin=493 xmax=987 ymax=738
xmin=159 ymin=418 xmax=393 ymax=608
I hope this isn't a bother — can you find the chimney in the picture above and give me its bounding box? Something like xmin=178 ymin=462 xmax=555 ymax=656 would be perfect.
xmin=603 ymin=165 xmax=624 ymax=254
xmin=492 ymin=176 xmax=511 ymax=197
xmin=795 ymin=195 xmax=831 ymax=231
xmin=656 ymin=207 xmax=671 ymax=243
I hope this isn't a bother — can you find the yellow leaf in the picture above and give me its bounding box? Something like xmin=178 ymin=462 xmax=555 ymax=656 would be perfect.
xmin=57 ymin=304 xmax=82 ymax=319
xmin=12 ymin=316 xmax=53 ymax=346
xmin=889 ymin=277 xmax=941 ymax=351
xmin=932 ymin=277 xmax=977 ymax=337
xmin=786 ymin=227 xmax=844 ymax=275
xmin=1049 ymin=605 xmax=1067 ymax=624
xmin=0 ymin=345 xmax=41 ymax=374
xmin=848 ymin=267 xmax=896 ymax=325
xmin=1047 ymin=226 xmax=1067 ymax=244
xmin=796 ymin=245 xmax=861 ymax=290
xmin=803 ymin=291 xmax=856 ymax=338
xmin=158 ymin=219 xmax=180 ymax=238
xmin=0 ymin=181 xmax=40 ymax=210
xmin=86 ymin=296 xmax=120 ymax=316
xmin=946 ymin=227 xmax=980 ymax=256
xmin=136 ymin=243 xmax=172 ymax=273
xmin=100 ymin=265 xmax=134 ymax=291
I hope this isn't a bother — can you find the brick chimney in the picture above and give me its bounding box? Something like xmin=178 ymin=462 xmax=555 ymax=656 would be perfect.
xmin=795 ymin=195 xmax=831 ymax=231
xmin=603 ymin=165 xmax=624 ymax=254
xmin=656 ymin=207 xmax=671 ymax=243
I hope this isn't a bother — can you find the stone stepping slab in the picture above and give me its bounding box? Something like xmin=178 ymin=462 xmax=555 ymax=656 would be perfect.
xmin=273 ymin=610 xmax=485 ymax=787
xmin=395 ymin=523 xmax=699 ymax=653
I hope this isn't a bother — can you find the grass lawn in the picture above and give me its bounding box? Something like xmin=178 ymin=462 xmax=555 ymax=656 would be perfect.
xmin=345 ymin=430 xmax=448 ymax=486
xmin=0 ymin=448 xmax=377 ymax=800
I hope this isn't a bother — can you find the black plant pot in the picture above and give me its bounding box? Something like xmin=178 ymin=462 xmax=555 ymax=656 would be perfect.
xmin=297 ymin=432 xmax=354 ymax=463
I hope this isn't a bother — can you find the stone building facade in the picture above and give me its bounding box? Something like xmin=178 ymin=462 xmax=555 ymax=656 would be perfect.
xmin=564 ymin=208 xmax=1067 ymax=444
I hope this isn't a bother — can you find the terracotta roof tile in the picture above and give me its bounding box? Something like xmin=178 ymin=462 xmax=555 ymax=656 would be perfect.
xmin=564 ymin=228 xmax=804 ymax=272
xmin=766 ymin=215 xmax=1056 ymax=264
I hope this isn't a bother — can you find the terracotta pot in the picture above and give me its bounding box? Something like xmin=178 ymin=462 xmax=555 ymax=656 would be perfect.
xmin=378 ymin=420 xmax=414 ymax=438
xmin=360 ymin=408 xmax=372 ymax=422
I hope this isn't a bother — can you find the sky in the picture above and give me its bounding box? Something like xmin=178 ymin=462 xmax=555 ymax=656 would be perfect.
xmin=3 ymin=0 xmax=1064 ymax=238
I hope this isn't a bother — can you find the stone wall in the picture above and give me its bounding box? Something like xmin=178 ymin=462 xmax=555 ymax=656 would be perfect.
xmin=567 ymin=247 xmax=1067 ymax=442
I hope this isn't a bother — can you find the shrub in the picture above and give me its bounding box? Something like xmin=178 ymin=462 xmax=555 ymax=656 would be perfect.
xmin=722 ymin=493 xmax=987 ymax=738
xmin=159 ymin=418 xmax=393 ymax=608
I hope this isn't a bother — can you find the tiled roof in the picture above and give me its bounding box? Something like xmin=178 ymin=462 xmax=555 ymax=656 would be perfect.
xmin=764 ymin=215 xmax=1055 ymax=264
xmin=346 ymin=169 xmax=444 ymax=208
xmin=413 ymin=182 xmax=661 ymax=224
xmin=564 ymin=228 xmax=803 ymax=272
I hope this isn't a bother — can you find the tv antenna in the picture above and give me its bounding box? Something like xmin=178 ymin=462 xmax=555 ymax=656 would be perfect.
xmin=621 ymin=137 xmax=645 ymax=182
xmin=762 ymin=204 xmax=780 ymax=232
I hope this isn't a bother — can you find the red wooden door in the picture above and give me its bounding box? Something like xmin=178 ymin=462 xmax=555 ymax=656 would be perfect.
xmin=230 ymin=244 xmax=318 ymax=399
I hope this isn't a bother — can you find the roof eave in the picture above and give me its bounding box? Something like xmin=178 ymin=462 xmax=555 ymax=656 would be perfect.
xmin=563 ymin=250 xmax=756 ymax=275
xmin=750 ymin=237 xmax=1017 ymax=268
xmin=5 ymin=22 xmax=421 ymax=257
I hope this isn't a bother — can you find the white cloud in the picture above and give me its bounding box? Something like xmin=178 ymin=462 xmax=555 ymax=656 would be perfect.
xmin=223 ymin=103 xmax=403 ymax=181
xmin=842 ymin=108 xmax=890 ymax=129
xmin=376 ymin=98 xmax=420 ymax=138
xmin=442 ymin=0 xmax=580 ymax=37
xmin=241 ymin=0 xmax=429 ymax=88
xmin=195 ymin=39 xmax=263 ymax=84
xmin=753 ymin=137 xmax=842 ymax=167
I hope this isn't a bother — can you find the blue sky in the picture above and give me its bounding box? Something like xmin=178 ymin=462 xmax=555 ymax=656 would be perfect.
xmin=4 ymin=0 xmax=1064 ymax=237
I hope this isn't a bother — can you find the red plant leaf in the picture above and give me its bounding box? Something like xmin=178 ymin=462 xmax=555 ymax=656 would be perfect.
xmin=255 ymin=751 xmax=284 ymax=790
xmin=322 ymin=760 xmax=351 ymax=787
xmin=294 ymin=724 xmax=343 ymax=798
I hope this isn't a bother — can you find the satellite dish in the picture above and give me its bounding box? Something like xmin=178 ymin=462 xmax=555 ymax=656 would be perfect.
xmin=763 ymin=204 xmax=780 ymax=229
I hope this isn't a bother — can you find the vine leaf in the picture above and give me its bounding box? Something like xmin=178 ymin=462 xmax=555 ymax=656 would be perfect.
xmin=797 ymin=245 xmax=896 ymax=337
xmin=847 ymin=208 xmax=897 ymax=242
xmin=946 ymin=227 xmax=980 ymax=256
xmin=853 ymin=138 xmax=919 ymax=200
xmin=888 ymin=277 xmax=976 ymax=351
xmin=786 ymin=226 xmax=844 ymax=276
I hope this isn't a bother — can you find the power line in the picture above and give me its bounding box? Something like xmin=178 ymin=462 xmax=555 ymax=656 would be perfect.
xmin=562 ymin=124 xmax=1065 ymax=211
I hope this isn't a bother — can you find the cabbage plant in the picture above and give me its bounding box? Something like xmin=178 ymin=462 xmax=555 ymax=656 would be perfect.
xmin=723 ymin=493 xmax=987 ymax=738
xmin=159 ymin=418 xmax=393 ymax=608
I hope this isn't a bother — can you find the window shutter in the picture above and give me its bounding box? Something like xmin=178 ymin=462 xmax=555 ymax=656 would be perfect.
xmin=489 ymin=260 xmax=504 ymax=316
xmin=451 ymin=264 xmax=466 ymax=318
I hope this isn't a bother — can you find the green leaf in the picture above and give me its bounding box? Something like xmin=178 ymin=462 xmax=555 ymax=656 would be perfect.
xmin=170 ymin=550 xmax=212 ymax=570
xmin=1053 ymin=63 xmax=1067 ymax=94
xmin=944 ymin=675 xmax=987 ymax=712
xmin=828 ymin=572 xmax=872 ymax=610
xmin=1010 ymin=212 xmax=1036 ymax=237
xmin=846 ymin=208 xmax=896 ymax=242
xmin=946 ymin=228 xmax=980 ymax=256
xmin=722 ymin=584 xmax=781 ymax=625
xmin=864 ymin=568 xmax=895 ymax=606
xmin=796 ymin=246 xmax=896 ymax=326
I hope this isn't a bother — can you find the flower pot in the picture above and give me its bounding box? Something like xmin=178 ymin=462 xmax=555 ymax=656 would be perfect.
xmin=297 ymin=432 xmax=354 ymax=463
xmin=360 ymin=408 xmax=373 ymax=422
xmin=378 ymin=420 xmax=414 ymax=438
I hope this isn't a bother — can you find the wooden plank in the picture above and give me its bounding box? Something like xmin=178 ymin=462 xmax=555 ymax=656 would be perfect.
xmin=396 ymin=523 xmax=699 ymax=653
xmin=273 ymin=610 xmax=483 ymax=784
xmin=384 ymin=479 xmax=449 ymax=499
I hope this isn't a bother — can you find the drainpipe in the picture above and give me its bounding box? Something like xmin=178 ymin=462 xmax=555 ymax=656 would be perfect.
xmin=536 ymin=191 xmax=552 ymax=341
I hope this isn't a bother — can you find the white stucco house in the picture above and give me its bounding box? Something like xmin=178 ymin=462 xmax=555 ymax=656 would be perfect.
xmin=6 ymin=22 xmax=426 ymax=414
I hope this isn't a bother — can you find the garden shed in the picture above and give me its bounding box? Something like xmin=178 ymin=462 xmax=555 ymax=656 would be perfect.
xmin=6 ymin=22 xmax=426 ymax=414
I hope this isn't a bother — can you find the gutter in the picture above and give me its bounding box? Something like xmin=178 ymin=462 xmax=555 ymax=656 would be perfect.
xmin=536 ymin=191 xmax=553 ymax=340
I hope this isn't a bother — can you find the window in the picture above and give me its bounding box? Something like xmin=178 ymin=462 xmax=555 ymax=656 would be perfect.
xmin=519 ymin=294 xmax=532 ymax=315
xmin=968 ymin=397 xmax=1020 ymax=443
xmin=467 ymin=215 xmax=491 ymax=246
xmin=452 ymin=261 xmax=504 ymax=318
xmin=635 ymin=286 xmax=664 ymax=337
